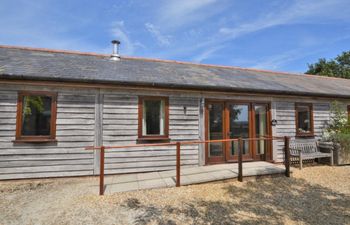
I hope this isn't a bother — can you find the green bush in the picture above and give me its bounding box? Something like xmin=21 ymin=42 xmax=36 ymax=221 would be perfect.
xmin=322 ymin=101 xmax=350 ymax=153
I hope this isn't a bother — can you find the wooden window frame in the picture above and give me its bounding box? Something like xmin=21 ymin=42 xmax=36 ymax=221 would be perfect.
xmin=204 ymin=99 xmax=273 ymax=164
xmin=15 ymin=91 xmax=57 ymax=143
xmin=138 ymin=96 xmax=169 ymax=142
xmin=295 ymin=103 xmax=314 ymax=137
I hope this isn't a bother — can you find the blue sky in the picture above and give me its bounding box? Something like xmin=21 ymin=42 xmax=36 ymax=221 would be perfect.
xmin=0 ymin=0 xmax=349 ymax=73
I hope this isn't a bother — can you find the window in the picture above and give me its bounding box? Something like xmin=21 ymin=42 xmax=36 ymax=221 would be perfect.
xmin=15 ymin=92 xmax=57 ymax=142
xmin=138 ymin=96 xmax=169 ymax=141
xmin=295 ymin=103 xmax=314 ymax=136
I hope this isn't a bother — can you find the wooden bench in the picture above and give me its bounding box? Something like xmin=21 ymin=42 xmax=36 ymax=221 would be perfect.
xmin=289 ymin=141 xmax=334 ymax=169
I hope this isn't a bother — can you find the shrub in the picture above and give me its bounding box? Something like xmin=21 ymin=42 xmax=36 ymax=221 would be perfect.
xmin=322 ymin=101 xmax=350 ymax=153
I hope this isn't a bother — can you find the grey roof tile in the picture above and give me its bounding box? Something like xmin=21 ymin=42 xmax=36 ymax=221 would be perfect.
xmin=1 ymin=46 xmax=350 ymax=98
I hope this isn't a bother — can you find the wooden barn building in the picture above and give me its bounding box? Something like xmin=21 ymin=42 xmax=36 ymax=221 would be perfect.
xmin=0 ymin=45 xmax=349 ymax=180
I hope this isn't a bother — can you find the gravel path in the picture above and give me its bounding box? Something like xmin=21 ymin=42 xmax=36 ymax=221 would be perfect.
xmin=0 ymin=165 xmax=349 ymax=225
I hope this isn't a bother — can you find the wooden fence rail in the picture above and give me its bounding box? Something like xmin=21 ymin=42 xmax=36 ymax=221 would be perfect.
xmin=86 ymin=136 xmax=290 ymax=195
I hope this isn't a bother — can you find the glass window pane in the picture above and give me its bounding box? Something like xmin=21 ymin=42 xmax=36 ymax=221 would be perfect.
xmin=143 ymin=99 xmax=165 ymax=135
xmin=208 ymin=103 xmax=224 ymax=157
xmin=297 ymin=105 xmax=311 ymax=133
xmin=229 ymin=104 xmax=249 ymax=155
xmin=21 ymin=95 xmax=52 ymax=136
xmin=255 ymin=105 xmax=267 ymax=155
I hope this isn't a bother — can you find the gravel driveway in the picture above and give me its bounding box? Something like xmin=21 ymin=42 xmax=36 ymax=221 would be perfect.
xmin=0 ymin=165 xmax=349 ymax=225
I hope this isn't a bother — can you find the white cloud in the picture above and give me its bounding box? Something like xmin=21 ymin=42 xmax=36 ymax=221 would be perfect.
xmin=158 ymin=0 xmax=223 ymax=29
xmin=251 ymin=48 xmax=325 ymax=71
xmin=218 ymin=0 xmax=350 ymax=42
xmin=251 ymin=50 xmax=304 ymax=70
xmin=192 ymin=45 xmax=224 ymax=63
xmin=179 ymin=0 xmax=350 ymax=63
xmin=145 ymin=23 xmax=171 ymax=46
xmin=110 ymin=21 xmax=139 ymax=55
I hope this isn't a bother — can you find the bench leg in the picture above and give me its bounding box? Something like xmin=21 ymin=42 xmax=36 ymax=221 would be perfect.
xmin=299 ymin=151 xmax=302 ymax=170
xmin=330 ymin=153 xmax=334 ymax=166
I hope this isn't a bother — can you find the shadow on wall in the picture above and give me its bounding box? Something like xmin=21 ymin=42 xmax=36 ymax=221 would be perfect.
xmin=123 ymin=177 xmax=350 ymax=225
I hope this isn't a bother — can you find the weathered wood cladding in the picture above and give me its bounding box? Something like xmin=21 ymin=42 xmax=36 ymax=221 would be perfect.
xmin=273 ymin=100 xmax=332 ymax=162
xmin=0 ymin=83 xmax=349 ymax=179
xmin=0 ymin=88 xmax=96 ymax=179
xmin=102 ymin=93 xmax=200 ymax=174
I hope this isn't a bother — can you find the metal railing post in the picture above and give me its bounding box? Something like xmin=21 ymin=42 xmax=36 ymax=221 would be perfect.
xmin=176 ymin=142 xmax=181 ymax=187
xmin=284 ymin=136 xmax=290 ymax=177
xmin=238 ymin=137 xmax=243 ymax=182
xmin=99 ymin=146 xmax=105 ymax=195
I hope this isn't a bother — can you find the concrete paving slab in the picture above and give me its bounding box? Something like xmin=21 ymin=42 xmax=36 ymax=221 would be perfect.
xmin=180 ymin=166 xmax=207 ymax=175
xmin=158 ymin=170 xmax=175 ymax=178
xmin=104 ymin=175 xmax=115 ymax=185
xmin=103 ymin=162 xmax=286 ymax=194
xmin=138 ymin=178 xmax=167 ymax=189
xmin=112 ymin=174 xmax=138 ymax=184
xmin=177 ymin=176 xmax=193 ymax=186
xmin=137 ymin=172 xmax=161 ymax=181
xmin=106 ymin=181 xmax=139 ymax=193
xmin=207 ymin=170 xmax=237 ymax=179
xmin=163 ymin=177 xmax=176 ymax=187
xmin=184 ymin=172 xmax=217 ymax=184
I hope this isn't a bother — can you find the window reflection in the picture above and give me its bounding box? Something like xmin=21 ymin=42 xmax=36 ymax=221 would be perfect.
xmin=255 ymin=105 xmax=267 ymax=155
xmin=229 ymin=104 xmax=249 ymax=155
xmin=296 ymin=104 xmax=312 ymax=134
xmin=142 ymin=99 xmax=165 ymax=136
xmin=208 ymin=103 xmax=224 ymax=157
xmin=21 ymin=96 xmax=52 ymax=136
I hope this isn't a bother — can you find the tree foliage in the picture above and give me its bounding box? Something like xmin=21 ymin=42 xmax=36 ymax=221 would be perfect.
xmin=322 ymin=101 xmax=350 ymax=153
xmin=23 ymin=96 xmax=44 ymax=118
xmin=306 ymin=51 xmax=350 ymax=79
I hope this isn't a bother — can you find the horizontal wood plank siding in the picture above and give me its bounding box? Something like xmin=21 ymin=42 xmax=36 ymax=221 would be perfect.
xmin=102 ymin=94 xmax=200 ymax=174
xmin=313 ymin=103 xmax=330 ymax=138
xmin=0 ymin=90 xmax=95 ymax=180
xmin=274 ymin=101 xmax=296 ymax=161
xmin=273 ymin=101 xmax=332 ymax=162
xmin=1 ymin=83 xmax=349 ymax=180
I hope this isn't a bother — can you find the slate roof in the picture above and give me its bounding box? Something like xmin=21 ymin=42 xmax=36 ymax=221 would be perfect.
xmin=1 ymin=45 xmax=350 ymax=98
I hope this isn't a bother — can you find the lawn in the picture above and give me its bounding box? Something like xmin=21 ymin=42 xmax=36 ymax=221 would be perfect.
xmin=0 ymin=166 xmax=349 ymax=225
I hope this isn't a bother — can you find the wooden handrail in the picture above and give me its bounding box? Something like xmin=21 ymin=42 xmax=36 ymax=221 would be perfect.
xmin=85 ymin=136 xmax=284 ymax=151
xmin=86 ymin=136 xmax=290 ymax=195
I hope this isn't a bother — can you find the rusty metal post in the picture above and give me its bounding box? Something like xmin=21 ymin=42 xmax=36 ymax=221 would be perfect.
xmin=238 ymin=138 xmax=243 ymax=182
xmin=284 ymin=136 xmax=290 ymax=177
xmin=99 ymin=146 xmax=105 ymax=195
xmin=176 ymin=142 xmax=181 ymax=187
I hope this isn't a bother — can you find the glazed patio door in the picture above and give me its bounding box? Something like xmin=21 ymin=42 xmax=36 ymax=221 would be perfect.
xmin=226 ymin=103 xmax=252 ymax=161
xmin=206 ymin=101 xmax=271 ymax=164
xmin=252 ymin=104 xmax=270 ymax=161
xmin=206 ymin=102 xmax=225 ymax=163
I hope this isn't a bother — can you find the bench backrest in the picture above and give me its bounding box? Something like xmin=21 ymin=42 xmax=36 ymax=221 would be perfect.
xmin=289 ymin=140 xmax=319 ymax=154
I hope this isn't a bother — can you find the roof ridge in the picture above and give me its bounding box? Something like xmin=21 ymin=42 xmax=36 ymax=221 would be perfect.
xmin=0 ymin=44 xmax=348 ymax=82
xmin=0 ymin=44 xmax=110 ymax=57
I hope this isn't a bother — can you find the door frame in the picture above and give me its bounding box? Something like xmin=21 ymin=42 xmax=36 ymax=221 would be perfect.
xmin=251 ymin=102 xmax=272 ymax=161
xmin=205 ymin=100 xmax=226 ymax=164
xmin=225 ymin=101 xmax=253 ymax=162
xmin=205 ymin=99 xmax=272 ymax=165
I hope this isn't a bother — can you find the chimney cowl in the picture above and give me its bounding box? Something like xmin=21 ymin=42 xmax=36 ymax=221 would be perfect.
xmin=110 ymin=40 xmax=121 ymax=61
